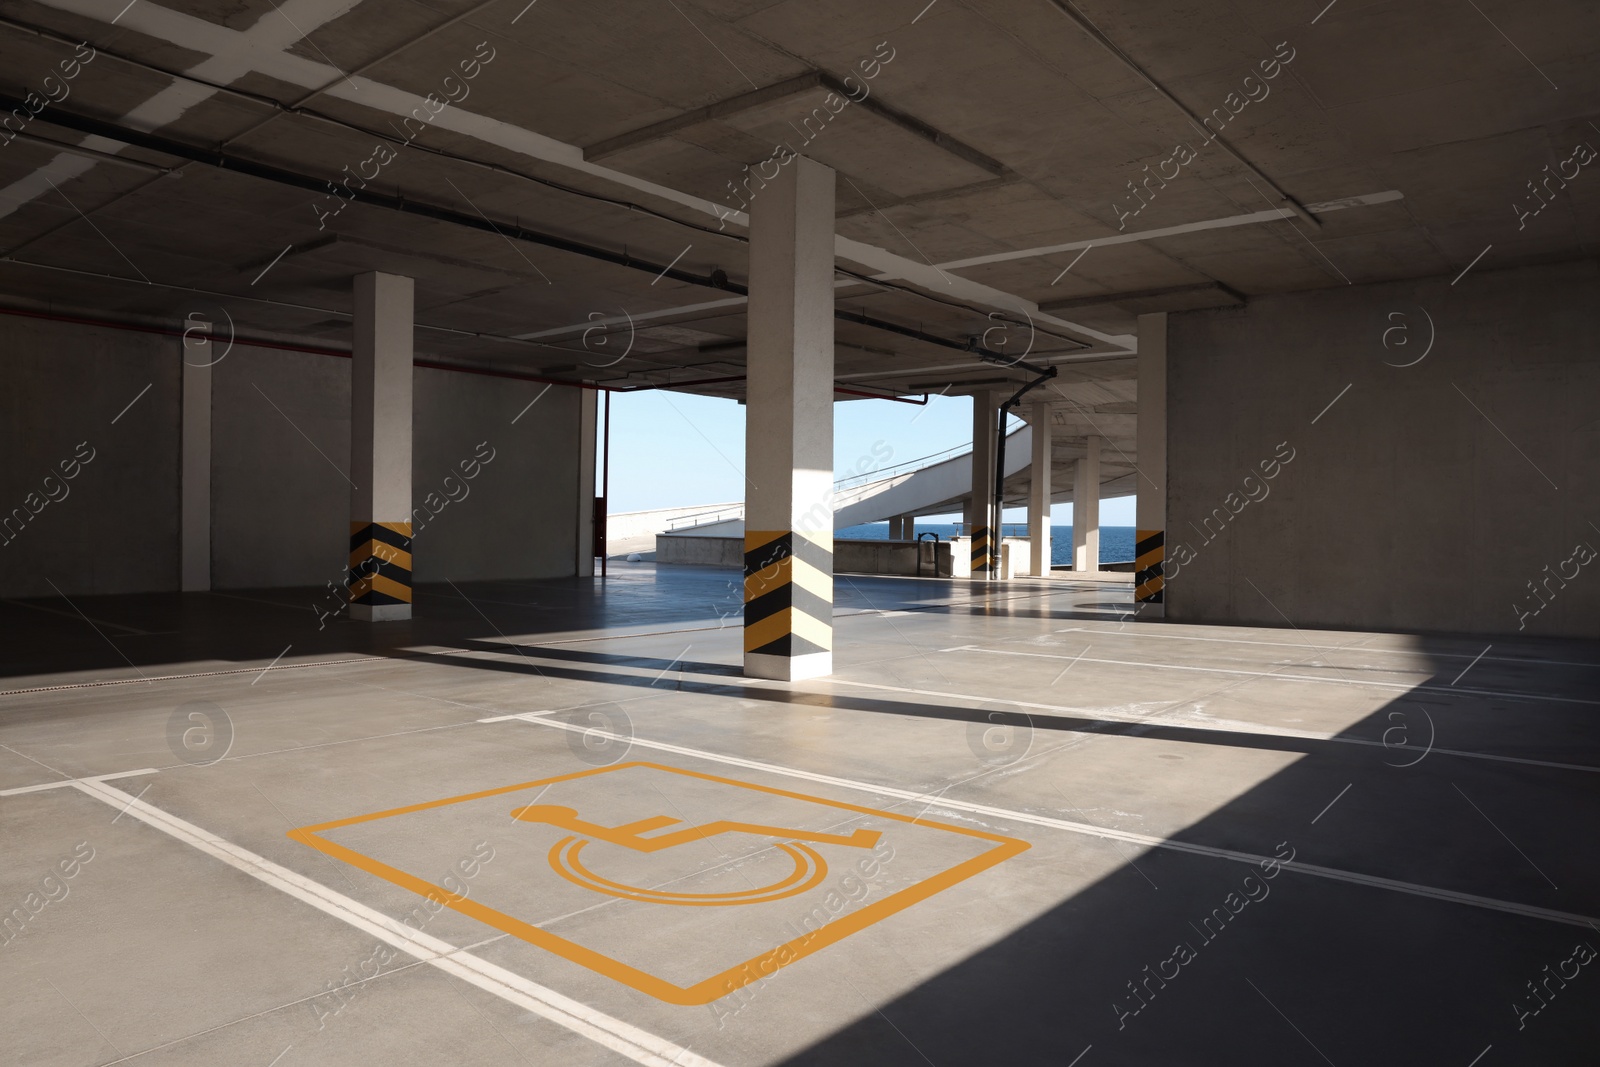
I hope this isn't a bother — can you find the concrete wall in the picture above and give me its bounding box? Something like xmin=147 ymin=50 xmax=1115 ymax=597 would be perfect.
xmin=213 ymin=343 xmax=350 ymax=591
xmin=0 ymin=314 xmax=585 ymax=597
xmin=0 ymin=314 xmax=179 ymax=598
xmin=836 ymin=539 xmax=952 ymax=577
xmin=410 ymin=367 xmax=580 ymax=583
xmin=1166 ymin=259 xmax=1600 ymax=639
xmin=215 ymin=351 xmax=582 ymax=588
xmin=657 ymin=535 xmax=959 ymax=576
xmin=656 ymin=533 xmax=743 ymax=568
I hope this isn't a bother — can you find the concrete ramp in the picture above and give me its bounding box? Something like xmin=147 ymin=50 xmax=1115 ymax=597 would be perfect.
xmin=658 ymin=427 xmax=1036 ymax=539
xmin=604 ymin=502 xmax=743 ymax=556
xmin=636 ymin=424 xmax=1139 ymax=545
xmin=832 ymin=426 xmax=1033 ymax=528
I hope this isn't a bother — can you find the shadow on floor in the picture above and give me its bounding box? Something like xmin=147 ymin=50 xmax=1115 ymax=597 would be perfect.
xmin=0 ymin=568 xmax=1113 ymax=684
xmin=758 ymin=671 xmax=1600 ymax=1065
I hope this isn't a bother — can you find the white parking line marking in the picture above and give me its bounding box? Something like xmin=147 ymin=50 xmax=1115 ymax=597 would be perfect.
xmin=825 ymin=679 xmax=1600 ymax=774
xmin=0 ymin=658 xmax=373 ymax=698
xmin=1052 ymin=626 xmax=1598 ymax=670
xmin=110 ymin=782 xmax=153 ymax=823
xmin=73 ymin=780 xmax=723 ymax=1067
xmin=944 ymin=645 xmax=1600 ymax=706
xmin=0 ymin=768 xmax=159 ymax=796
xmin=497 ymin=715 xmax=1599 ymax=929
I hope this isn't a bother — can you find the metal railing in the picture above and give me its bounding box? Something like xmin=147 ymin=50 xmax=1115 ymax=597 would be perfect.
xmin=832 ymin=442 xmax=969 ymax=491
xmin=832 ymin=420 xmax=1028 ymax=493
xmin=664 ymin=504 xmax=746 ymax=530
xmin=660 ymin=422 xmax=1029 ymax=530
xmin=942 ymin=522 xmax=1031 ymax=539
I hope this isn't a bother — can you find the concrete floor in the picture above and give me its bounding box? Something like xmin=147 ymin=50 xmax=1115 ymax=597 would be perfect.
xmin=1 ymin=564 xmax=1596 ymax=1066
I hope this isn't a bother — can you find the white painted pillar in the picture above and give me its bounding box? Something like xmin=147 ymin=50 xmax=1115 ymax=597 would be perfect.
xmin=1028 ymin=401 xmax=1052 ymax=577
xmin=576 ymin=388 xmax=597 ymax=578
xmin=180 ymin=316 xmax=212 ymax=592
xmin=970 ymin=390 xmax=999 ymax=577
xmin=743 ymin=155 xmax=836 ymax=682
xmin=1136 ymin=311 xmax=1167 ymax=615
xmin=348 ymin=272 xmax=414 ymax=622
xmin=1073 ymin=435 xmax=1101 ymax=573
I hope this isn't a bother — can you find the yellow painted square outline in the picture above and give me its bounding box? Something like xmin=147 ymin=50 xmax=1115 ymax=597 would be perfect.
xmin=289 ymin=761 xmax=1029 ymax=1005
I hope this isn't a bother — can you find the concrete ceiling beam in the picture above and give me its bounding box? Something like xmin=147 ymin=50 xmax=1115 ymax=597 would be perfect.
xmin=1039 ymin=282 xmax=1246 ymax=314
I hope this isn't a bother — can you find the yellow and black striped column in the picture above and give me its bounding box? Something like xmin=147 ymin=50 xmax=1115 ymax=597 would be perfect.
xmin=349 ymin=521 xmax=412 ymax=620
xmin=349 ymin=270 xmax=413 ymax=622
xmin=744 ymin=529 xmax=832 ymax=679
xmin=743 ymin=154 xmax=836 ymax=680
xmin=349 ymin=271 xmax=413 ymax=623
xmin=1135 ymin=529 xmax=1164 ymax=605
xmin=969 ymin=526 xmax=994 ymax=576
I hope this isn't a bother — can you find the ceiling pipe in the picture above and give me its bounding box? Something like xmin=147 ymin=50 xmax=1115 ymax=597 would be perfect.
xmin=990 ymin=365 xmax=1058 ymax=577
xmin=4 ymin=129 xmax=173 ymax=174
xmin=0 ymin=305 xmax=607 ymax=389
xmin=2 ymin=96 xmax=1029 ymax=364
xmin=0 ymin=11 xmax=746 ymax=245
xmin=1 ymin=13 xmax=1105 ymax=348
xmin=608 ymin=369 xmax=926 ymax=403
xmin=0 ymin=304 xmax=927 ymax=402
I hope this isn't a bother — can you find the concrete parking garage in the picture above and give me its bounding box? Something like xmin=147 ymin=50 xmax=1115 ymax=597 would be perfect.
xmin=1 ymin=1 xmax=1597 ymax=1065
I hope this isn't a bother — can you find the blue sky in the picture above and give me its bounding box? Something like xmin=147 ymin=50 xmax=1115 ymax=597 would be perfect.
xmin=602 ymin=390 xmax=1136 ymax=524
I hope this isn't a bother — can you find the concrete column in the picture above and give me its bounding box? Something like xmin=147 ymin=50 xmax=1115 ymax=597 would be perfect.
xmin=1073 ymin=435 xmax=1100 ymax=573
xmin=1028 ymin=401 xmax=1051 ymax=577
xmin=180 ymin=317 xmax=212 ymax=592
xmin=969 ymin=391 xmax=999 ymax=577
xmin=889 ymin=515 xmax=914 ymax=540
xmin=1135 ymin=311 xmax=1167 ymax=615
xmin=348 ymin=272 xmax=414 ymax=622
xmin=576 ymin=388 xmax=597 ymax=578
xmin=743 ymin=155 xmax=836 ymax=682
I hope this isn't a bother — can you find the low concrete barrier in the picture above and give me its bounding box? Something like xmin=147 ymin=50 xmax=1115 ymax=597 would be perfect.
xmin=656 ymin=535 xmax=953 ymax=576
xmin=836 ymin=539 xmax=952 ymax=577
xmin=657 ymin=532 xmax=1134 ymax=583
xmin=655 ymin=534 xmax=742 ymax=568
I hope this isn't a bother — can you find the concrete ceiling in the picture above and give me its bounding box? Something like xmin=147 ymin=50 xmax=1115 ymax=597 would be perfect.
xmin=1 ymin=0 xmax=1595 ymax=403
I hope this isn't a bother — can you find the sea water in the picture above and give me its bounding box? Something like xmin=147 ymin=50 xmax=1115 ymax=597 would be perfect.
xmin=836 ymin=524 xmax=1135 ymax=567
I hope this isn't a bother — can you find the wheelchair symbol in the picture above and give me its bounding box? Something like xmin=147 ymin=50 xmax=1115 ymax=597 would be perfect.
xmin=510 ymin=804 xmax=881 ymax=907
